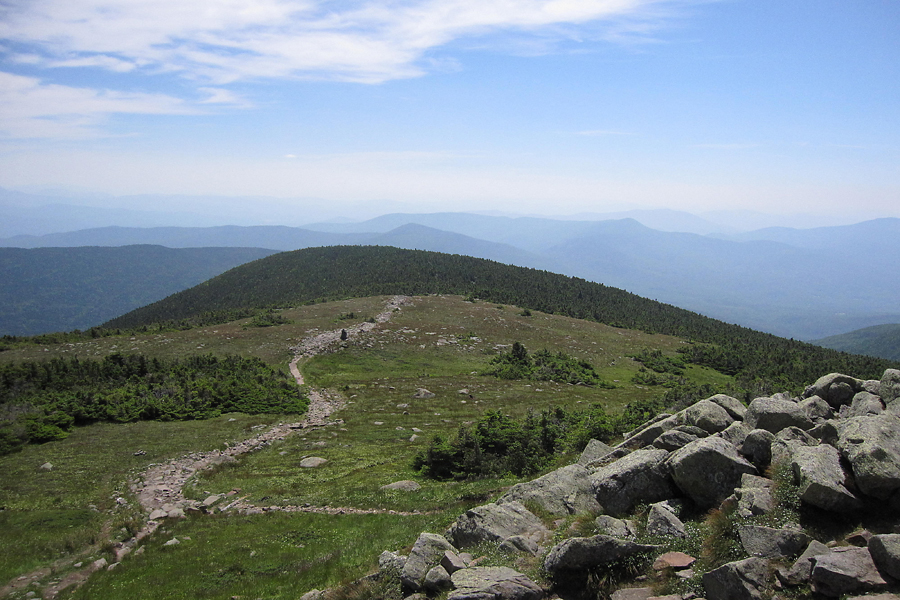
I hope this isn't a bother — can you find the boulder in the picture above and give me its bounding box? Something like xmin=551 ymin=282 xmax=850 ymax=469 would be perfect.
xmin=645 ymin=504 xmax=686 ymax=539
xmin=732 ymin=476 xmax=775 ymax=517
xmin=708 ymin=393 xmax=747 ymax=420
xmin=702 ymin=557 xmax=770 ymax=600
xmin=738 ymin=525 xmax=810 ymax=559
xmin=498 ymin=464 xmax=600 ymax=516
xmin=652 ymin=551 xmax=696 ymax=571
xmin=378 ymin=550 xmax=406 ymax=577
xmin=799 ymin=395 xmax=834 ymax=424
xmin=848 ymin=391 xmax=885 ymax=418
xmin=591 ymin=448 xmax=677 ymax=516
xmin=811 ymin=546 xmax=891 ymax=597
xmin=441 ymin=550 xmax=467 ymax=574
xmin=836 ymin=415 xmax=900 ymax=500
xmin=740 ymin=429 xmax=775 ymax=468
xmin=448 ymin=567 xmax=544 ymax=600
xmin=791 ymin=444 xmax=862 ymax=512
xmin=805 ymin=373 xmax=864 ymax=409
xmin=652 ymin=429 xmax=700 ymax=452
xmin=717 ymin=420 xmax=752 ymax=447
xmin=299 ymin=457 xmax=328 ymax=468
xmin=745 ymin=397 xmax=813 ymax=433
xmin=413 ymin=388 xmax=435 ymax=398
xmin=578 ymin=439 xmax=613 ymax=465
xmin=381 ymin=480 xmax=421 ymax=492
xmin=881 ymin=369 xmax=900 ymax=405
xmin=770 ymin=426 xmax=818 ymax=466
xmin=667 ymin=436 xmax=757 ymax=509
xmin=543 ymin=535 xmax=658 ymax=575
xmin=499 ymin=535 xmax=540 ymax=555
xmin=610 ymin=589 xmax=654 ymax=600
xmin=446 ymin=501 xmax=550 ymax=549
xmin=423 ymin=565 xmax=452 ymax=594
xmin=869 ymin=534 xmax=900 ymax=580
xmin=400 ymin=533 xmax=457 ymax=593
xmin=776 ymin=540 xmax=831 ymax=586
xmin=594 ymin=515 xmax=636 ymax=539
xmin=684 ymin=399 xmax=735 ymax=433
xmin=620 ymin=414 xmax=680 ymax=449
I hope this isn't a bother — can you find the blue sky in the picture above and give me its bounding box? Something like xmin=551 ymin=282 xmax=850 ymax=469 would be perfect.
xmin=1 ymin=0 xmax=898 ymax=220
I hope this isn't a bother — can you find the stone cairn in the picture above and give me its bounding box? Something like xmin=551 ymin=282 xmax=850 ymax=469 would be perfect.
xmin=305 ymin=369 xmax=900 ymax=600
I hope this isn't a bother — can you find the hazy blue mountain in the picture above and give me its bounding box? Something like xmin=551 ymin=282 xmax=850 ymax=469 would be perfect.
xmin=0 ymin=245 xmax=277 ymax=336
xmin=813 ymin=323 xmax=900 ymax=361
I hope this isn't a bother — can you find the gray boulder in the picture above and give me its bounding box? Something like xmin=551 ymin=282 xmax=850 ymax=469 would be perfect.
xmin=718 ymin=420 xmax=752 ymax=447
xmin=849 ymin=391 xmax=885 ymax=418
xmin=594 ymin=515 xmax=636 ymax=539
xmin=745 ymin=397 xmax=813 ymax=433
xmin=299 ymin=457 xmax=328 ymax=468
xmin=805 ymin=373 xmax=864 ymax=409
xmin=645 ymin=504 xmax=686 ymax=538
xmin=684 ymin=399 xmax=735 ymax=433
xmin=591 ymin=447 xmax=677 ymax=516
xmin=799 ymin=395 xmax=834 ymax=424
xmin=652 ymin=428 xmax=700 ymax=452
xmin=400 ymin=533 xmax=457 ymax=592
xmin=448 ymin=567 xmax=544 ymax=600
xmin=741 ymin=429 xmax=775 ymax=467
xmin=446 ymin=501 xmax=550 ymax=549
xmin=499 ymin=535 xmax=540 ymax=556
xmin=498 ymin=464 xmax=600 ymax=516
xmin=667 ymin=436 xmax=757 ymax=509
xmin=379 ymin=550 xmax=406 ymax=577
xmin=543 ymin=535 xmax=658 ymax=575
xmin=791 ymin=444 xmax=862 ymax=512
xmin=578 ymin=439 xmax=613 ymax=465
xmin=869 ymin=534 xmax=900 ymax=581
xmin=777 ymin=540 xmax=831 ymax=586
xmin=702 ymin=557 xmax=770 ymax=600
xmin=738 ymin=525 xmax=810 ymax=559
xmin=620 ymin=414 xmax=680 ymax=449
xmin=423 ymin=565 xmax=452 ymax=594
xmin=441 ymin=550 xmax=467 ymax=574
xmin=708 ymin=393 xmax=747 ymax=420
xmin=381 ymin=480 xmax=421 ymax=492
xmin=881 ymin=369 xmax=900 ymax=405
xmin=811 ymin=546 xmax=891 ymax=597
xmin=732 ymin=474 xmax=775 ymax=517
xmin=836 ymin=415 xmax=900 ymax=500
xmin=770 ymin=426 xmax=818 ymax=466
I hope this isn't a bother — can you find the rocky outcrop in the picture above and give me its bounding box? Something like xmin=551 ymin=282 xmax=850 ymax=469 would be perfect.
xmin=498 ymin=464 xmax=600 ymax=516
xmin=400 ymin=533 xmax=458 ymax=593
xmin=448 ymin=567 xmax=544 ymax=600
xmin=543 ymin=535 xmax=658 ymax=575
xmin=446 ymin=501 xmax=550 ymax=550
xmin=591 ymin=447 xmax=676 ymax=516
xmin=667 ymin=436 xmax=757 ymax=508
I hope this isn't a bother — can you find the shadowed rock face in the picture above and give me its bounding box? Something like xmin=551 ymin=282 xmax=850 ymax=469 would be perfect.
xmin=667 ymin=436 xmax=757 ymax=509
xmin=591 ymin=447 xmax=676 ymax=516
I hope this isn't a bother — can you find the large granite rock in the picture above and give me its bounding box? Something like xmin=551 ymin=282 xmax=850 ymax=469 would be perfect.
xmin=745 ymin=397 xmax=813 ymax=433
xmin=836 ymin=415 xmax=900 ymax=500
xmin=791 ymin=444 xmax=862 ymax=511
xmin=620 ymin=414 xmax=680 ymax=449
xmin=645 ymin=504 xmax=686 ymax=538
xmin=446 ymin=501 xmax=550 ymax=549
xmin=881 ymin=369 xmax=900 ymax=405
xmin=543 ymin=535 xmax=658 ymax=575
xmin=776 ymin=540 xmax=831 ymax=586
xmin=810 ymin=546 xmax=891 ymax=597
xmin=498 ymin=464 xmax=600 ymax=516
xmin=805 ymin=373 xmax=864 ymax=409
xmin=684 ymin=399 xmax=734 ymax=433
xmin=848 ymin=391 xmax=885 ymax=418
xmin=741 ymin=429 xmax=775 ymax=468
xmin=869 ymin=534 xmax=900 ymax=581
xmin=667 ymin=436 xmax=757 ymax=509
xmin=401 ymin=533 xmax=458 ymax=593
xmin=591 ymin=447 xmax=677 ymax=516
xmin=652 ymin=428 xmax=700 ymax=452
xmin=708 ymin=393 xmax=747 ymax=420
xmin=738 ymin=525 xmax=810 ymax=559
xmin=448 ymin=567 xmax=544 ymax=600
xmin=799 ymin=395 xmax=834 ymax=424
xmin=578 ymin=439 xmax=613 ymax=465
xmin=703 ymin=557 xmax=770 ymax=600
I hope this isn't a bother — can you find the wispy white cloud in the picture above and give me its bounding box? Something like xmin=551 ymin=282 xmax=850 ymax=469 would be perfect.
xmin=0 ymin=72 xmax=197 ymax=138
xmin=0 ymin=0 xmax=693 ymax=84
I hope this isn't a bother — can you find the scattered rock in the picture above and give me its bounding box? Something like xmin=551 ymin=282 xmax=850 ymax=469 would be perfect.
xmin=543 ymin=535 xmax=658 ymax=575
xmin=811 ymin=546 xmax=891 ymax=597
xmin=448 ymin=566 xmax=544 ymax=600
xmin=413 ymin=388 xmax=435 ymax=399
xmin=738 ymin=524 xmax=810 ymax=559
xmin=380 ymin=480 xmax=421 ymax=492
xmin=400 ymin=533 xmax=457 ymax=593
xmin=446 ymin=501 xmax=550 ymax=549
xmin=299 ymin=457 xmax=328 ymax=468
xmin=499 ymin=464 xmax=599 ymax=516
xmin=791 ymin=444 xmax=862 ymax=511
xmin=578 ymin=439 xmax=613 ymax=465
xmin=703 ymin=557 xmax=770 ymax=600
xmin=652 ymin=551 xmax=695 ymax=571
xmin=592 ymin=447 xmax=677 ymax=516
xmin=745 ymin=397 xmax=813 ymax=433
xmin=869 ymin=534 xmax=900 ymax=580
xmin=39 ymin=462 xmax=53 ymax=471
xmin=667 ymin=436 xmax=757 ymax=509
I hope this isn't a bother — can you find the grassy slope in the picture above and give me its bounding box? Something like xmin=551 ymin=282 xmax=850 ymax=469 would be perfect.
xmin=1 ymin=295 xmax=731 ymax=599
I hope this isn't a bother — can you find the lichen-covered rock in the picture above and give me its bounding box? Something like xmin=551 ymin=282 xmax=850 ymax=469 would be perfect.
xmin=732 ymin=475 xmax=775 ymax=517
xmin=770 ymin=426 xmax=818 ymax=466
xmin=703 ymin=557 xmax=770 ymax=600
xmin=591 ymin=447 xmax=676 ymax=516
xmin=620 ymin=414 xmax=680 ymax=449
xmin=799 ymin=395 xmax=834 ymax=424
xmin=448 ymin=567 xmax=544 ymax=600
xmin=543 ymin=535 xmax=658 ymax=575
xmin=645 ymin=504 xmax=686 ymax=538
xmin=836 ymin=415 xmax=900 ymax=500
xmin=498 ymin=464 xmax=600 ymax=516
xmin=667 ymin=436 xmax=757 ymax=509
xmin=880 ymin=369 xmax=900 ymax=405
xmin=718 ymin=420 xmax=752 ymax=448
xmin=652 ymin=428 xmax=700 ymax=451
xmin=848 ymin=391 xmax=885 ymax=418
xmin=776 ymin=540 xmax=831 ymax=586
xmin=741 ymin=429 xmax=775 ymax=467
xmin=400 ymin=533 xmax=457 ymax=593
xmin=684 ymin=399 xmax=735 ymax=433
xmin=791 ymin=444 xmax=862 ymax=511
xmin=446 ymin=501 xmax=550 ymax=549
xmin=708 ymin=393 xmax=747 ymax=420
xmin=745 ymin=397 xmax=813 ymax=433
xmin=594 ymin=515 xmax=636 ymax=539
xmin=810 ymin=546 xmax=891 ymax=597
xmin=738 ymin=524 xmax=810 ymax=559
xmin=424 ymin=565 xmax=452 ymax=593
xmin=578 ymin=439 xmax=613 ymax=465
xmin=805 ymin=373 xmax=864 ymax=409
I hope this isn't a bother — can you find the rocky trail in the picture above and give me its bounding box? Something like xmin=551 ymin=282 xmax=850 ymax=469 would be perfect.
xmin=1 ymin=296 xmax=414 ymax=599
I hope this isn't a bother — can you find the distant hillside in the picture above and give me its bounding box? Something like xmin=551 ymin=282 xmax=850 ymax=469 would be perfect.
xmin=0 ymin=245 xmax=277 ymax=336
xmin=813 ymin=324 xmax=900 ymax=361
xmin=105 ymin=245 xmax=897 ymax=392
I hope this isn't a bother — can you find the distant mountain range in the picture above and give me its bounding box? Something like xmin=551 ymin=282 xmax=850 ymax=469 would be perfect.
xmin=2 ymin=212 xmax=898 ymax=342
xmin=0 ymin=246 xmax=276 ymax=336
xmin=813 ymin=324 xmax=900 ymax=362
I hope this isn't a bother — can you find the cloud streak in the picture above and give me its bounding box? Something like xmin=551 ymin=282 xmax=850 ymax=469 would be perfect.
xmin=1 ymin=0 xmax=687 ymax=84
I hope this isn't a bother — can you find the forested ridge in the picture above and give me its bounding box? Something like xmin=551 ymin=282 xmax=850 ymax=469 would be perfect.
xmin=104 ymin=246 xmax=897 ymax=391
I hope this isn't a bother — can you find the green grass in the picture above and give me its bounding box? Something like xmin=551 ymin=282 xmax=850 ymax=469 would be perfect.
xmin=1 ymin=294 xmax=738 ymax=598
